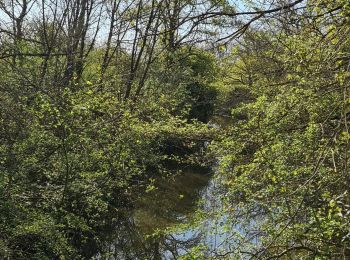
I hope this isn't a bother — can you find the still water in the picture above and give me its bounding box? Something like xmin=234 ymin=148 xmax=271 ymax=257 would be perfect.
xmin=96 ymin=116 xmax=232 ymax=259
xmin=95 ymin=165 xmax=225 ymax=259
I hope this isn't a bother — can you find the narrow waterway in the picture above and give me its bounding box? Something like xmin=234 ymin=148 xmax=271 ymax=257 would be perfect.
xmin=133 ymin=166 xmax=212 ymax=235
xmin=96 ymin=116 xmax=230 ymax=259
xmin=95 ymin=165 xmax=215 ymax=259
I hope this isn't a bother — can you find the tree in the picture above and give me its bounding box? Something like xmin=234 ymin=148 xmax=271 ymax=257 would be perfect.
xmin=207 ymin=0 xmax=350 ymax=257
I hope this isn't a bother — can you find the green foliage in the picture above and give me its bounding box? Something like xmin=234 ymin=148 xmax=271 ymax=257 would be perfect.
xmin=2 ymin=0 xmax=350 ymax=258
xmin=208 ymin=1 xmax=350 ymax=257
xmin=0 ymin=43 xmax=217 ymax=257
xmin=148 ymin=47 xmax=219 ymax=122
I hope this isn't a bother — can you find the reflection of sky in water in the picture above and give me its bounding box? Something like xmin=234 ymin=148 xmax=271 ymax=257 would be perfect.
xmin=96 ymin=165 xmax=259 ymax=259
xmin=97 ymin=118 xmax=258 ymax=259
xmin=160 ymin=173 xmax=260 ymax=259
xmin=161 ymin=177 xmax=234 ymax=258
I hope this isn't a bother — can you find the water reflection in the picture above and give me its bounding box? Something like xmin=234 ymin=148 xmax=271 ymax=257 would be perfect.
xmin=100 ymin=219 xmax=205 ymax=259
xmin=134 ymin=167 xmax=211 ymax=233
xmin=97 ymin=166 xmax=212 ymax=259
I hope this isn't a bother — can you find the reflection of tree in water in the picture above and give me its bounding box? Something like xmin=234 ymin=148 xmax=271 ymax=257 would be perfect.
xmin=99 ymin=217 xmax=202 ymax=259
xmin=97 ymin=167 xmax=211 ymax=259
xmin=135 ymin=168 xmax=211 ymax=232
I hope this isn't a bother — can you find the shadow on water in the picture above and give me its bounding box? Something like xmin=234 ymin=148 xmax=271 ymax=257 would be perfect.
xmin=95 ymin=165 xmax=214 ymax=259
xmin=94 ymin=116 xmax=235 ymax=259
